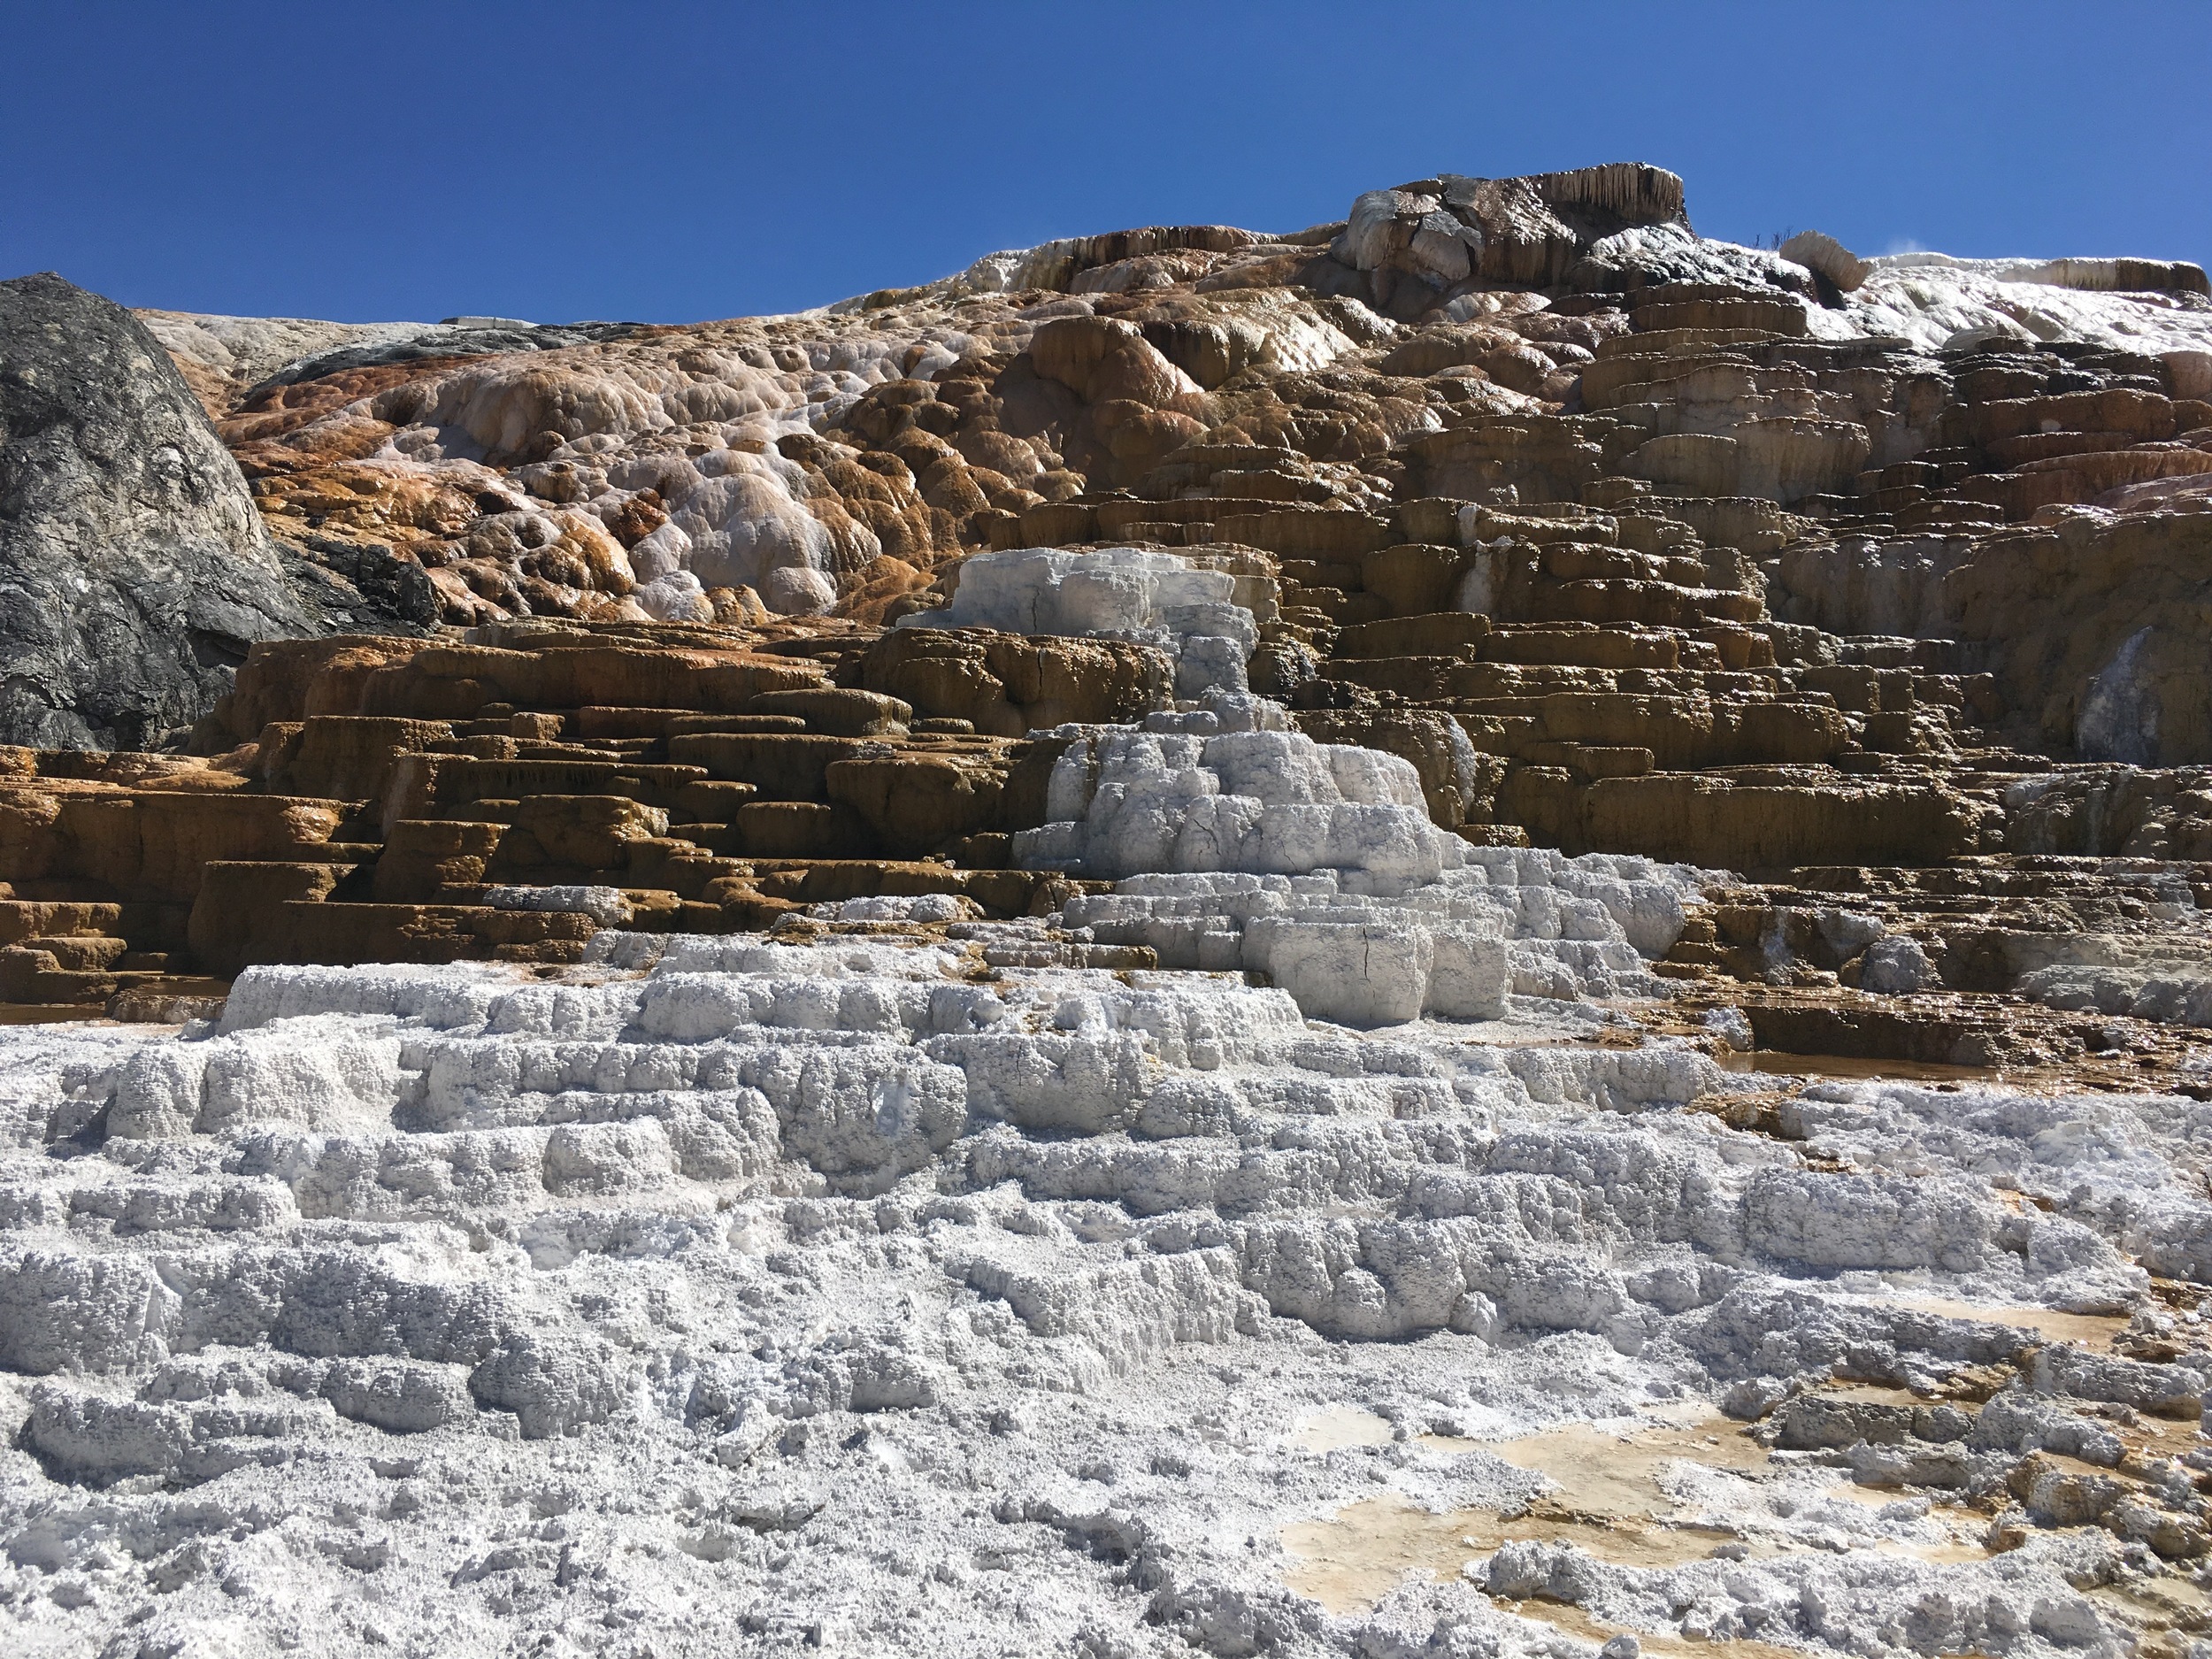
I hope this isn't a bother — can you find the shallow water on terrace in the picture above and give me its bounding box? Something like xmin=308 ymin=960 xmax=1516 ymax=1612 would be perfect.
xmin=1281 ymin=1326 xmax=2212 ymax=1630
xmin=1882 ymin=1296 xmax=2130 ymax=1349
xmin=0 ymin=1004 xmax=118 ymax=1025
xmin=1281 ymin=1408 xmax=1785 ymax=1614
xmin=2092 ymin=1571 xmax=2212 ymax=1632
xmin=1425 ymin=1407 xmax=1775 ymax=1518
xmin=1281 ymin=1494 xmax=1746 ymax=1615
xmin=1274 ymin=1390 xmax=2090 ymax=1619
xmin=1716 ymin=1048 xmax=2007 ymax=1084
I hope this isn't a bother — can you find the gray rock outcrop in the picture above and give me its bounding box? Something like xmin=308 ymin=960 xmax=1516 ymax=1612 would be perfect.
xmin=0 ymin=272 xmax=315 ymax=749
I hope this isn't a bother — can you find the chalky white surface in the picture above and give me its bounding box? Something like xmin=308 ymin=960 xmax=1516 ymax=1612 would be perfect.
xmin=1011 ymin=672 xmax=1694 ymax=1025
xmin=4 ymin=935 xmax=2212 ymax=1657
xmin=1834 ymin=254 xmax=2212 ymax=359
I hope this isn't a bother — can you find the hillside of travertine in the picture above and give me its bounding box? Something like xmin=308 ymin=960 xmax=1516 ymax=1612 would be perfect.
xmin=10 ymin=163 xmax=2212 ymax=1657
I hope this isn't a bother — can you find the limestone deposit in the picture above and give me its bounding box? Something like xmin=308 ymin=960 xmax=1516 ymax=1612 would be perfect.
xmin=9 ymin=164 xmax=2212 ymax=1658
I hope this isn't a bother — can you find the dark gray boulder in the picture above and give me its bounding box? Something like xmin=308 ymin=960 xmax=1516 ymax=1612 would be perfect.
xmin=280 ymin=534 xmax=440 ymax=636
xmin=0 ymin=272 xmax=318 ymax=750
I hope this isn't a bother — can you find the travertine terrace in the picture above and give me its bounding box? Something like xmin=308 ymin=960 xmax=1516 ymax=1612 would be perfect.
xmin=9 ymin=164 xmax=2212 ymax=1658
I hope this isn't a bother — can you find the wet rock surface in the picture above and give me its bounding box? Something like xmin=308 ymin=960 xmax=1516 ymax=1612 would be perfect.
xmin=8 ymin=165 xmax=2212 ymax=1656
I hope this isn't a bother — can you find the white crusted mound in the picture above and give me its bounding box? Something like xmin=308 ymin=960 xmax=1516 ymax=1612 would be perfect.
xmin=1016 ymin=697 xmax=1458 ymax=885
xmin=480 ymin=884 xmax=634 ymax=926
xmin=899 ymin=546 xmax=1262 ymax=697
xmin=1008 ymin=689 xmax=1699 ymax=1025
xmin=1835 ymin=253 xmax=2212 ymax=362
xmin=5 ymin=935 xmax=2212 ymax=1656
xmin=1065 ymin=846 xmax=1693 ymax=1026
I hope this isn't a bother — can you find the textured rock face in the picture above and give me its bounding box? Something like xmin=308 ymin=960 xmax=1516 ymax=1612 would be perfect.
xmin=0 ymin=274 xmax=317 ymax=749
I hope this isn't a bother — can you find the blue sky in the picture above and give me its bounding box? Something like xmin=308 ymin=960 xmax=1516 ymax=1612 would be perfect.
xmin=4 ymin=1 xmax=2207 ymax=325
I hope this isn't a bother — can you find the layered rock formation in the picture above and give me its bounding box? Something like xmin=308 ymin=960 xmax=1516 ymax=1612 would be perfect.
xmin=9 ymin=165 xmax=2212 ymax=1659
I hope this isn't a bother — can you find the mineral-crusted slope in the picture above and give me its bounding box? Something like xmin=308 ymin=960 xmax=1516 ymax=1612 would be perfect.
xmin=9 ymin=165 xmax=2212 ymax=1659
xmin=121 ymin=164 xmax=2212 ymax=769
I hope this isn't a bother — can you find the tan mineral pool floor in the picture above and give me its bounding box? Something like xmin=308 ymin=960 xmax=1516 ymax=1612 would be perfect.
xmin=1279 ymin=1395 xmax=2019 ymax=1627
xmin=1282 ymin=1407 xmax=1781 ymax=1614
xmin=0 ymin=1004 xmax=119 ymax=1025
xmin=1883 ymin=1296 xmax=2130 ymax=1350
xmin=1282 ymin=1294 xmax=2186 ymax=1644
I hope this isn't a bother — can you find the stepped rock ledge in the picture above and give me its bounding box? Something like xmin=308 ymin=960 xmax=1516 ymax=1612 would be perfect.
xmin=8 ymin=164 xmax=2212 ymax=1658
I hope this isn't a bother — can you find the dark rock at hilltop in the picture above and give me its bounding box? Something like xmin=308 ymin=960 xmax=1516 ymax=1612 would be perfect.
xmin=0 ymin=272 xmax=319 ymax=749
xmin=251 ymin=317 xmax=642 ymax=393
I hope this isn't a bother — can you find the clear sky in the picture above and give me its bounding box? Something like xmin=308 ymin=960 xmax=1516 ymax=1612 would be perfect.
xmin=5 ymin=0 xmax=2207 ymax=326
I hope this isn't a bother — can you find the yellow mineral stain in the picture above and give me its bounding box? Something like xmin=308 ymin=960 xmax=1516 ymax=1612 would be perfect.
xmin=2092 ymin=1571 xmax=2212 ymax=1627
xmin=1471 ymin=1409 xmax=1773 ymax=1519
